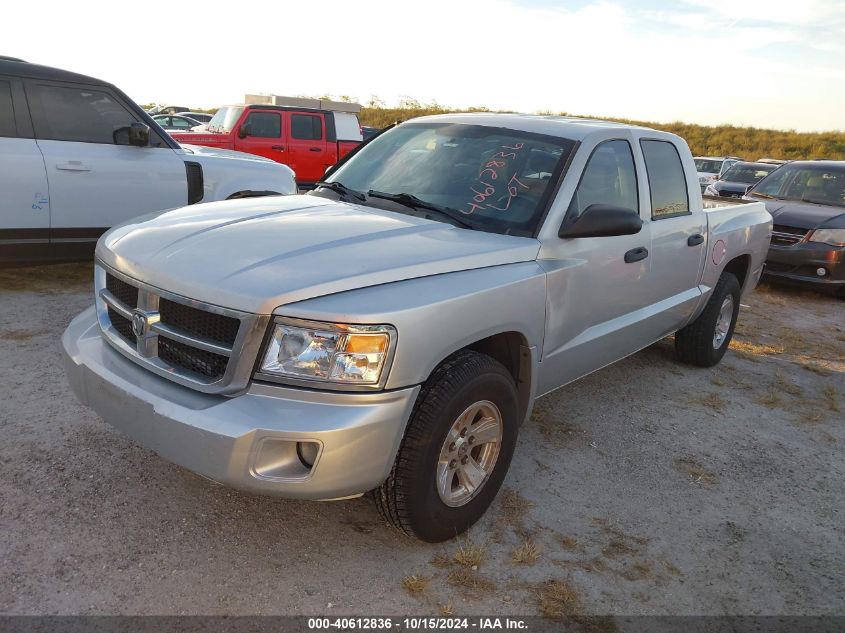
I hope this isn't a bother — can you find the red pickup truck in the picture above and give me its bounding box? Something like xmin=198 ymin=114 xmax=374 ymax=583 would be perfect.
xmin=170 ymin=104 xmax=363 ymax=187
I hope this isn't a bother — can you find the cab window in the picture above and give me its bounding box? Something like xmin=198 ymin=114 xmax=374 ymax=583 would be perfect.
xmin=566 ymin=139 xmax=639 ymax=222
xmin=244 ymin=111 xmax=281 ymax=138
xmin=291 ymin=114 xmax=323 ymax=140
xmin=641 ymin=140 xmax=690 ymax=218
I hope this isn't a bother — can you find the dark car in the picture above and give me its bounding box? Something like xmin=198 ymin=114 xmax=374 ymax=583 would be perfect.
xmin=704 ymin=161 xmax=779 ymax=198
xmin=746 ymin=160 xmax=845 ymax=296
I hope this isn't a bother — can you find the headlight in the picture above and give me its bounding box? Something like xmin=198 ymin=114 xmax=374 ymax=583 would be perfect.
xmin=704 ymin=185 xmax=719 ymax=196
xmin=808 ymin=228 xmax=845 ymax=247
xmin=257 ymin=318 xmax=396 ymax=389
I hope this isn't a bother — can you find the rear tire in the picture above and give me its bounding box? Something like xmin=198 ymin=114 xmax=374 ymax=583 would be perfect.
xmin=372 ymin=350 xmax=519 ymax=542
xmin=675 ymin=273 xmax=741 ymax=367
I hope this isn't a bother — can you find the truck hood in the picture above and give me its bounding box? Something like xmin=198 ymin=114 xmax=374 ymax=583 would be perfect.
xmin=757 ymin=198 xmax=845 ymax=230
xmin=175 ymin=143 xmax=273 ymax=163
xmin=96 ymin=195 xmax=540 ymax=314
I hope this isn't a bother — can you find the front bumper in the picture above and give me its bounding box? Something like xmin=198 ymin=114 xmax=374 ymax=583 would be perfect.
xmin=764 ymin=242 xmax=845 ymax=291
xmin=62 ymin=306 xmax=420 ymax=499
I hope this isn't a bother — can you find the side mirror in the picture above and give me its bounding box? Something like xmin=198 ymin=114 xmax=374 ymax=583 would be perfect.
xmin=113 ymin=122 xmax=150 ymax=147
xmin=559 ymin=204 xmax=643 ymax=238
xmin=237 ymin=124 xmax=251 ymax=139
xmin=745 ymin=185 xmax=754 ymax=194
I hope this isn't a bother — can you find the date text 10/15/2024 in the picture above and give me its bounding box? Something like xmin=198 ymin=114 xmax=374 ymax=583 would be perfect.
xmin=307 ymin=616 xmax=529 ymax=630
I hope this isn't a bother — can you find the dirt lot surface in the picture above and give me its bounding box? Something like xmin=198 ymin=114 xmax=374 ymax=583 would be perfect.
xmin=1 ymin=263 xmax=843 ymax=618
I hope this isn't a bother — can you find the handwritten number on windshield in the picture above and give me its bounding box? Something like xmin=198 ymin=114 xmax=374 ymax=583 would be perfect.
xmin=460 ymin=142 xmax=527 ymax=215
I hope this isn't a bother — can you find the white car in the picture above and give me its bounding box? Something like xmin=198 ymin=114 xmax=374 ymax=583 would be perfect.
xmin=0 ymin=59 xmax=296 ymax=263
xmin=694 ymin=156 xmax=742 ymax=193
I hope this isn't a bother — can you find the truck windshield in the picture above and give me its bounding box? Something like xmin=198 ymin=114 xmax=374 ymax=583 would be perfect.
xmin=694 ymin=158 xmax=723 ymax=173
xmin=323 ymin=122 xmax=576 ymax=237
xmin=207 ymin=106 xmax=244 ymax=133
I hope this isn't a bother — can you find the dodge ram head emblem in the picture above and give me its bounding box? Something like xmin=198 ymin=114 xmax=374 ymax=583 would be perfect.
xmin=132 ymin=310 xmax=151 ymax=337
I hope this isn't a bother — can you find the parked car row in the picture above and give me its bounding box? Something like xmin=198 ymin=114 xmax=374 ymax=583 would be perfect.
xmin=1 ymin=57 xmax=840 ymax=300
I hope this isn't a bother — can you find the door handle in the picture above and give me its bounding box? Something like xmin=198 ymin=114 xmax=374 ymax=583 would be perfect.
xmin=56 ymin=161 xmax=90 ymax=172
xmin=624 ymin=247 xmax=649 ymax=263
xmin=688 ymin=234 xmax=705 ymax=246
xmin=308 ymin=147 xmax=322 ymax=152
xmin=271 ymin=145 xmax=285 ymax=151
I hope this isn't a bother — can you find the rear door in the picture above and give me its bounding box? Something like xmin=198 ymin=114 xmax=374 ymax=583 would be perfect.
xmin=0 ymin=75 xmax=51 ymax=254
xmin=638 ymin=138 xmax=706 ymax=332
xmin=233 ymin=109 xmax=285 ymax=162
xmin=284 ymin=111 xmax=327 ymax=185
xmin=25 ymin=80 xmax=187 ymax=241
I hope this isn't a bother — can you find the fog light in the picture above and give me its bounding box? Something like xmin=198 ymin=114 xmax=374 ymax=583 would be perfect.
xmin=816 ymin=267 xmax=827 ymax=277
xmin=297 ymin=441 xmax=320 ymax=468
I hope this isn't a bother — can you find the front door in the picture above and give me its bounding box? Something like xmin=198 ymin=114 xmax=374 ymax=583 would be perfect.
xmin=284 ymin=111 xmax=327 ymax=184
xmin=25 ymin=81 xmax=186 ymax=240
xmin=537 ymin=138 xmax=655 ymax=395
xmin=234 ymin=109 xmax=286 ymax=163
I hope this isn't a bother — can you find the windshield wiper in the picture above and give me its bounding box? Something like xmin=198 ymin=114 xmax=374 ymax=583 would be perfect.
xmin=366 ymin=190 xmax=474 ymax=229
xmin=749 ymin=192 xmax=776 ymax=199
xmin=314 ymin=180 xmax=366 ymax=202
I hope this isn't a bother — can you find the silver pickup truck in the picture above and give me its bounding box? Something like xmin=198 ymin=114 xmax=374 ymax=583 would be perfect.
xmin=62 ymin=114 xmax=772 ymax=542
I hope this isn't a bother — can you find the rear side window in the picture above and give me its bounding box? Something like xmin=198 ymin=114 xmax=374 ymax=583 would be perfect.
xmin=28 ymin=84 xmax=137 ymax=144
xmin=244 ymin=111 xmax=281 ymax=138
xmin=641 ymin=140 xmax=690 ymax=218
xmin=566 ymin=139 xmax=639 ymax=221
xmin=291 ymin=114 xmax=322 ymax=140
xmin=0 ymin=80 xmax=15 ymax=137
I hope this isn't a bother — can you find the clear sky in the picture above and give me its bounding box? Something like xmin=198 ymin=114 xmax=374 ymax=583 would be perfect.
xmin=6 ymin=0 xmax=843 ymax=132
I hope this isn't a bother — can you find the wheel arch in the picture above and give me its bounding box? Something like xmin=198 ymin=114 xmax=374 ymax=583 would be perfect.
xmin=452 ymin=330 xmax=536 ymax=425
xmin=721 ymin=254 xmax=751 ymax=291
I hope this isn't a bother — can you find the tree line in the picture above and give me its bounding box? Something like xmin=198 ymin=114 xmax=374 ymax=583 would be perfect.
xmin=358 ymin=105 xmax=845 ymax=161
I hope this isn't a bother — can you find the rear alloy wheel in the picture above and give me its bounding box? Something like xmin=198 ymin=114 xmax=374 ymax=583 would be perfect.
xmin=372 ymin=350 xmax=519 ymax=542
xmin=675 ymin=272 xmax=741 ymax=367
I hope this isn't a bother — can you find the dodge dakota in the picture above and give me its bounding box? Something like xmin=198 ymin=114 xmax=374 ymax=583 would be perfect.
xmin=62 ymin=114 xmax=772 ymax=542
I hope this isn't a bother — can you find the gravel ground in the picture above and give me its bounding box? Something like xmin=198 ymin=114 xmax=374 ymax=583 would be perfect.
xmin=0 ymin=263 xmax=843 ymax=618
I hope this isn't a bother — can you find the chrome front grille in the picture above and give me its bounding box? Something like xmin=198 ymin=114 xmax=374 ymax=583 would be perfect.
xmin=770 ymin=225 xmax=809 ymax=247
xmin=95 ymin=263 xmax=270 ymax=394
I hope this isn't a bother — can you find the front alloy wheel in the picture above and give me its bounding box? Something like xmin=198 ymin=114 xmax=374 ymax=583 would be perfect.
xmin=372 ymin=350 xmax=519 ymax=542
xmin=436 ymin=400 xmax=503 ymax=507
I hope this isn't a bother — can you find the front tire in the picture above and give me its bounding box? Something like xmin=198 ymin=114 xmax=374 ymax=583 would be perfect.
xmin=372 ymin=350 xmax=519 ymax=542
xmin=675 ymin=272 xmax=741 ymax=367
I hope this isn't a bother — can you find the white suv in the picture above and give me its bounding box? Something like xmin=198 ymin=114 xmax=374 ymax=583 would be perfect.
xmin=0 ymin=58 xmax=296 ymax=263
